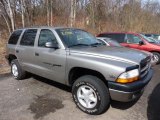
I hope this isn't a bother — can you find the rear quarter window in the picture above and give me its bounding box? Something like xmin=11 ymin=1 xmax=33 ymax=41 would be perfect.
xmin=98 ymin=34 xmax=125 ymax=43
xmin=8 ymin=30 xmax=23 ymax=45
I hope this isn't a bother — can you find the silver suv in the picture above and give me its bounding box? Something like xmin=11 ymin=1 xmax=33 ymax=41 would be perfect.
xmin=6 ymin=27 xmax=153 ymax=115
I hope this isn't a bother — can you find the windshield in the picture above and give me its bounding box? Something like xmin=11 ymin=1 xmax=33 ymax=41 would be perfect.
xmin=56 ymin=28 xmax=101 ymax=47
xmin=148 ymin=37 xmax=160 ymax=44
xmin=140 ymin=34 xmax=156 ymax=43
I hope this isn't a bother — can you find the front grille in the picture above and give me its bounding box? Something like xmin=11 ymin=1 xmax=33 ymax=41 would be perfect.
xmin=140 ymin=56 xmax=151 ymax=79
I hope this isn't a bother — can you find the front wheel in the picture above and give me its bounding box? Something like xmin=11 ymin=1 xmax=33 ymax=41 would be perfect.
xmin=72 ymin=75 xmax=110 ymax=115
xmin=152 ymin=52 xmax=160 ymax=64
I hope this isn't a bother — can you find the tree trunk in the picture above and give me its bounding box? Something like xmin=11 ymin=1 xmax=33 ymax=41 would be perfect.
xmin=91 ymin=0 xmax=96 ymax=29
xmin=51 ymin=0 xmax=53 ymax=26
xmin=21 ymin=0 xmax=25 ymax=27
xmin=73 ymin=0 xmax=76 ymax=26
xmin=2 ymin=14 xmax=11 ymax=34
xmin=7 ymin=0 xmax=15 ymax=31
xmin=70 ymin=0 xmax=76 ymax=27
xmin=47 ymin=0 xmax=50 ymax=26
xmin=70 ymin=0 xmax=74 ymax=27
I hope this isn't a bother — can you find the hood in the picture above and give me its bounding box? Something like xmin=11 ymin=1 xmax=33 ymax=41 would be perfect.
xmin=69 ymin=46 xmax=149 ymax=64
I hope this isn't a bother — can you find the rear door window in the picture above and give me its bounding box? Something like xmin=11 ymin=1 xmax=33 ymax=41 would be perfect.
xmin=8 ymin=30 xmax=22 ymax=45
xmin=20 ymin=29 xmax=37 ymax=46
xmin=98 ymin=34 xmax=125 ymax=43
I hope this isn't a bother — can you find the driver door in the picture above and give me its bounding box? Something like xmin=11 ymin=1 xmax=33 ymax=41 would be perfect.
xmin=34 ymin=29 xmax=67 ymax=84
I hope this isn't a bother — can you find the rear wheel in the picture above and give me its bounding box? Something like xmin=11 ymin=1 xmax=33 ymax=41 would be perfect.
xmin=11 ymin=59 xmax=26 ymax=80
xmin=152 ymin=52 xmax=160 ymax=64
xmin=72 ymin=75 xmax=110 ymax=115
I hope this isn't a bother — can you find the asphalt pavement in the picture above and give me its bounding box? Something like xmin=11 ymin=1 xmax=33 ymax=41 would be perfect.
xmin=0 ymin=65 xmax=160 ymax=120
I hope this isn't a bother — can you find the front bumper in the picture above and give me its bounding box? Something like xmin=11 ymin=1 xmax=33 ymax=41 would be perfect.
xmin=108 ymin=68 xmax=153 ymax=102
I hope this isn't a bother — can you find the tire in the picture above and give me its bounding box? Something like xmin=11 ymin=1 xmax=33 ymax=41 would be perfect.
xmin=152 ymin=52 xmax=160 ymax=64
xmin=11 ymin=59 xmax=26 ymax=80
xmin=72 ymin=75 xmax=110 ymax=115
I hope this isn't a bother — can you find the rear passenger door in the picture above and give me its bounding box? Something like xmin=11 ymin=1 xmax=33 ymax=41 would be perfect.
xmin=34 ymin=29 xmax=66 ymax=84
xmin=16 ymin=29 xmax=38 ymax=72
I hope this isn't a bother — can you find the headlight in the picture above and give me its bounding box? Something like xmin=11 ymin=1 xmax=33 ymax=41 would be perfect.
xmin=116 ymin=69 xmax=139 ymax=83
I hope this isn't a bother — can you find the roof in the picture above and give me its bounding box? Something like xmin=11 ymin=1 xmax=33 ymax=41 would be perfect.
xmin=15 ymin=26 xmax=77 ymax=31
xmin=98 ymin=32 xmax=139 ymax=35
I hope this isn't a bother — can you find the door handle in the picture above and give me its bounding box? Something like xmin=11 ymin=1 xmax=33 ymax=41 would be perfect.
xmin=35 ymin=52 xmax=39 ymax=56
xmin=16 ymin=50 xmax=19 ymax=53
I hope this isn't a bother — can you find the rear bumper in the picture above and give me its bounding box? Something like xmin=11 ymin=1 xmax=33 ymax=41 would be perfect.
xmin=108 ymin=68 xmax=153 ymax=102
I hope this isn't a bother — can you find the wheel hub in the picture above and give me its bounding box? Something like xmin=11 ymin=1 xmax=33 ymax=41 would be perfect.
xmin=77 ymin=85 xmax=97 ymax=109
xmin=153 ymin=54 xmax=159 ymax=63
xmin=12 ymin=64 xmax=18 ymax=77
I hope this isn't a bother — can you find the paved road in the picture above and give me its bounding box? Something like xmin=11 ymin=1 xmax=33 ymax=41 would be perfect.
xmin=0 ymin=65 xmax=160 ymax=120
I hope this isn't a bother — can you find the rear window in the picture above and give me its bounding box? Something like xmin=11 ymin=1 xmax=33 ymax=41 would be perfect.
xmin=20 ymin=29 xmax=37 ymax=46
xmin=8 ymin=30 xmax=22 ymax=45
xmin=98 ymin=34 xmax=125 ymax=43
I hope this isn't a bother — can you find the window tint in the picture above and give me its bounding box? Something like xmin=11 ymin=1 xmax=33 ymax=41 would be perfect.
xmin=126 ymin=34 xmax=142 ymax=44
xmin=98 ymin=34 xmax=125 ymax=43
xmin=20 ymin=29 xmax=37 ymax=46
xmin=38 ymin=29 xmax=57 ymax=47
xmin=8 ymin=30 xmax=22 ymax=44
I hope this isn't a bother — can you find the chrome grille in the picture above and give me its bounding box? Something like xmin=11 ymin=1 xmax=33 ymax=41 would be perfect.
xmin=140 ymin=56 xmax=151 ymax=79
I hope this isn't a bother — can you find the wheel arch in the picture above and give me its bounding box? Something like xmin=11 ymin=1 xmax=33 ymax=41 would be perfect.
xmin=7 ymin=54 xmax=17 ymax=65
xmin=68 ymin=67 xmax=108 ymax=87
xmin=150 ymin=51 xmax=160 ymax=54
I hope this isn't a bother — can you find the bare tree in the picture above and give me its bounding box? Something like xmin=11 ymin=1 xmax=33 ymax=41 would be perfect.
xmin=20 ymin=0 xmax=25 ymax=27
xmin=7 ymin=0 xmax=15 ymax=31
xmin=47 ymin=0 xmax=49 ymax=26
xmin=1 ymin=0 xmax=160 ymax=34
xmin=1 ymin=13 xmax=11 ymax=34
xmin=51 ymin=0 xmax=53 ymax=26
xmin=70 ymin=0 xmax=76 ymax=27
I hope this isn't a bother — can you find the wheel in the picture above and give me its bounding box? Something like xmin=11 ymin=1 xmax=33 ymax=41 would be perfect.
xmin=11 ymin=59 xmax=26 ymax=80
xmin=72 ymin=75 xmax=110 ymax=115
xmin=152 ymin=52 xmax=160 ymax=64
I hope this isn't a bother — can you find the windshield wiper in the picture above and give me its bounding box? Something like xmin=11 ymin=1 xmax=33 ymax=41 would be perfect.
xmin=68 ymin=44 xmax=90 ymax=48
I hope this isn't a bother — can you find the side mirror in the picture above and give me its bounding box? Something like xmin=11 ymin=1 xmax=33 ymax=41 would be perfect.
xmin=45 ymin=42 xmax=59 ymax=49
xmin=139 ymin=41 xmax=144 ymax=45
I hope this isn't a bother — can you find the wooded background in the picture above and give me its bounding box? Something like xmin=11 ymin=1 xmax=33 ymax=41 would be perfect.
xmin=0 ymin=0 xmax=160 ymax=37
xmin=0 ymin=0 xmax=160 ymax=69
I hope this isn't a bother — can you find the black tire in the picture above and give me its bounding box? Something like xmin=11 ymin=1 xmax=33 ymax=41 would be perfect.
xmin=72 ymin=75 xmax=110 ymax=115
xmin=152 ymin=52 xmax=160 ymax=64
xmin=11 ymin=59 xmax=26 ymax=80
